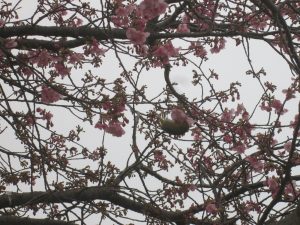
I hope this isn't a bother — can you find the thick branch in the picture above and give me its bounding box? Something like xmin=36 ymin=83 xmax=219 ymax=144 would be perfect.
xmin=0 ymin=25 xmax=287 ymax=51
xmin=0 ymin=215 xmax=76 ymax=225
xmin=0 ymin=187 xmax=185 ymax=224
xmin=267 ymin=201 xmax=300 ymax=225
xmin=0 ymin=26 xmax=126 ymax=40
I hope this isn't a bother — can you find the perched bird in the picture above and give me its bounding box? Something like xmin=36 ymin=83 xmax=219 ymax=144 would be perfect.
xmin=160 ymin=108 xmax=193 ymax=135
xmin=160 ymin=118 xmax=189 ymax=135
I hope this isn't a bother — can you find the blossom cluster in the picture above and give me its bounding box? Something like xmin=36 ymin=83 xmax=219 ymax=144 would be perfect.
xmin=41 ymin=85 xmax=62 ymax=104
xmin=217 ymin=104 xmax=252 ymax=154
xmin=95 ymin=121 xmax=125 ymax=137
xmin=113 ymin=0 xmax=167 ymax=46
xmin=36 ymin=107 xmax=54 ymax=128
xmin=109 ymin=0 xmax=231 ymax=65
xmin=95 ymin=97 xmax=127 ymax=137
xmin=111 ymin=0 xmax=184 ymax=64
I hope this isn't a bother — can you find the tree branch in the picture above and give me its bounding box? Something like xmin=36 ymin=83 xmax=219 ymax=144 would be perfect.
xmin=0 ymin=215 xmax=76 ymax=225
xmin=267 ymin=201 xmax=300 ymax=225
xmin=0 ymin=187 xmax=185 ymax=224
xmin=0 ymin=25 xmax=293 ymax=51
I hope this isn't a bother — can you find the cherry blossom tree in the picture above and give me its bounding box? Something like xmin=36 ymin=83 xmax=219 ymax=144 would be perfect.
xmin=0 ymin=0 xmax=300 ymax=225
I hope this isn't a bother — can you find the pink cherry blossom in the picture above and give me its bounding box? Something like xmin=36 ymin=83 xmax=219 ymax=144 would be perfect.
xmin=290 ymin=114 xmax=299 ymax=129
xmin=189 ymin=184 xmax=197 ymax=191
xmin=132 ymin=18 xmax=147 ymax=31
xmin=271 ymin=99 xmax=287 ymax=114
xmin=126 ymin=28 xmax=150 ymax=45
xmin=37 ymin=107 xmax=54 ymax=128
xmin=282 ymin=88 xmax=296 ymax=100
xmin=154 ymin=150 xmax=165 ymax=161
xmin=195 ymin=2 xmax=215 ymax=18
xmin=182 ymin=14 xmax=190 ymax=23
xmin=177 ymin=14 xmax=190 ymax=33
xmin=105 ymin=121 xmax=125 ymax=137
xmin=37 ymin=50 xmax=52 ymax=67
xmin=54 ymin=63 xmax=71 ymax=77
xmin=271 ymin=99 xmax=282 ymax=111
xmin=246 ymin=156 xmax=263 ymax=172
xmin=260 ymin=101 xmax=272 ymax=112
xmin=221 ymin=108 xmax=234 ymax=122
xmin=43 ymin=111 xmax=53 ymax=122
xmin=115 ymin=4 xmax=135 ymax=17
xmin=242 ymin=111 xmax=249 ymax=120
xmin=112 ymin=4 xmax=135 ymax=27
xmin=102 ymin=101 xmax=112 ymax=110
xmin=284 ymin=182 xmax=298 ymax=200
xmin=284 ymin=141 xmax=292 ymax=152
xmin=205 ymin=203 xmax=218 ymax=215
xmin=177 ymin=23 xmax=190 ymax=33
xmin=21 ymin=67 xmax=34 ymax=77
xmin=136 ymin=44 xmax=149 ymax=56
xmin=115 ymin=6 xmax=129 ymax=17
xmin=189 ymin=42 xmax=207 ymax=58
xmin=95 ymin=121 xmax=125 ymax=137
xmin=235 ymin=103 xmax=246 ymax=116
xmin=102 ymin=98 xmax=126 ymax=114
xmin=84 ymin=39 xmax=106 ymax=56
xmin=29 ymin=50 xmax=52 ymax=68
xmin=41 ymin=85 xmax=62 ymax=104
xmin=232 ymin=143 xmax=246 ymax=154
xmin=191 ymin=128 xmax=202 ymax=141
xmin=153 ymin=41 xmax=179 ymax=64
xmin=68 ymin=52 xmax=85 ymax=64
xmin=210 ymin=37 xmax=226 ymax=54
xmin=75 ymin=18 xmax=83 ymax=26
xmin=95 ymin=122 xmax=108 ymax=130
xmin=265 ymin=177 xmax=279 ymax=198
xmin=245 ymin=200 xmax=262 ymax=213
xmin=138 ymin=0 xmax=168 ymax=20
xmin=25 ymin=115 xmax=35 ymax=127
xmin=249 ymin=15 xmax=268 ymax=30
xmin=111 ymin=15 xmax=130 ymax=27
xmin=153 ymin=150 xmax=168 ymax=169
xmin=223 ymin=134 xmax=232 ymax=143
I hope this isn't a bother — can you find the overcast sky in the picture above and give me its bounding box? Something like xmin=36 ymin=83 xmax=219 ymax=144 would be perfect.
xmin=1 ymin=1 xmax=299 ymax=224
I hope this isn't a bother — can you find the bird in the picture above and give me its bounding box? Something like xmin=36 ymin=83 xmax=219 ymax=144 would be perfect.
xmin=160 ymin=118 xmax=189 ymax=135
